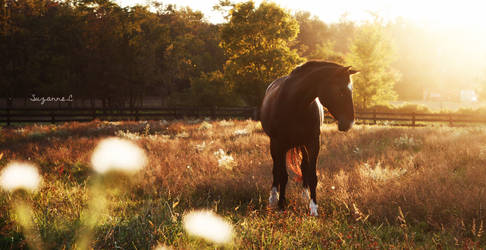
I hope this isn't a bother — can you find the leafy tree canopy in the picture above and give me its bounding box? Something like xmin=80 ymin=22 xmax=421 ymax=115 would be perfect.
xmin=345 ymin=20 xmax=400 ymax=109
xmin=220 ymin=1 xmax=303 ymax=106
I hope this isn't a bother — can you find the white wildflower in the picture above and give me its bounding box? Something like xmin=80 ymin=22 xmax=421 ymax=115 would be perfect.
xmin=0 ymin=162 xmax=42 ymax=192
xmin=176 ymin=131 xmax=189 ymax=138
xmin=91 ymin=137 xmax=147 ymax=174
xmin=15 ymin=128 xmax=25 ymax=134
xmin=219 ymin=120 xmax=234 ymax=127
xmin=394 ymin=134 xmax=421 ymax=149
xmin=115 ymin=130 xmax=142 ymax=140
xmin=359 ymin=162 xmax=407 ymax=181
xmin=214 ymin=149 xmax=236 ymax=170
xmin=195 ymin=142 xmax=206 ymax=152
xmin=233 ymin=129 xmax=249 ymax=136
xmin=183 ymin=210 xmax=233 ymax=244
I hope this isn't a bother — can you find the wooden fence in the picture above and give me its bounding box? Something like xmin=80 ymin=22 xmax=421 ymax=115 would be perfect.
xmin=0 ymin=107 xmax=257 ymax=126
xmin=354 ymin=110 xmax=486 ymax=127
xmin=1 ymin=107 xmax=485 ymax=127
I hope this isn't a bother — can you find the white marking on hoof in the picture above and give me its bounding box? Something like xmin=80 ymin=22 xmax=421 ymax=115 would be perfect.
xmin=309 ymin=199 xmax=318 ymax=216
xmin=269 ymin=187 xmax=279 ymax=208
xmin=302 ymin=189 xmax=310 ymax=201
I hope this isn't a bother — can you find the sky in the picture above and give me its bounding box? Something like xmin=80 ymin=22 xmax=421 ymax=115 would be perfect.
xmin=115 ymin=0 xmax=486 ymax=28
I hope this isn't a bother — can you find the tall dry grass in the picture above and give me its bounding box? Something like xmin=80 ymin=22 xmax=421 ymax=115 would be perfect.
xmin=0 ymin=119 xmax=485 ymax=248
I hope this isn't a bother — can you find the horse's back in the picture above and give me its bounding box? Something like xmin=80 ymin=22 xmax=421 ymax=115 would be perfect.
xmin=260 ymin=76 xmax=287 ymax=136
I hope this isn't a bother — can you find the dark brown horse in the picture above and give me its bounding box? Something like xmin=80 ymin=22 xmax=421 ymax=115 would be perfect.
xmin=260 ymin=61 xmax=357 ymax=216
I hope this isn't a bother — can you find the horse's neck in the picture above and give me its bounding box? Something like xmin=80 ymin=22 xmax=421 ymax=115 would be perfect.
xmin=283 ymin=74 xmax=324 ymax=113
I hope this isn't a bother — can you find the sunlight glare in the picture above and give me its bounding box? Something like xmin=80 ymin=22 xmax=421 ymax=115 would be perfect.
xmin=183 ymin=210 xmax=233 ymax=244
xmin=0 ymin=162 xmax=42 ymax=192
xmin=91 ymin=137 xmax=147 ymax=174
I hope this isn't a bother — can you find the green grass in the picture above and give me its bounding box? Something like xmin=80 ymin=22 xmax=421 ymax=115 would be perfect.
xmin=0 ymin=120 xmax=485 ymax=249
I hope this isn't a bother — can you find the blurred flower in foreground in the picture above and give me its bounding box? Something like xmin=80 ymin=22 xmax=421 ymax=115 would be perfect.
xmin=0 ymin=162 xmax=42 ymax=192
xmin=91 ymin=137 xmax=147 ymax=174
xmin=153 ymin=244 xmax=171 ymax=250
xmin=183 ymin=210 xmax=233 ymax=244
xmin=0 ymin=161 xmax=43 ymax=249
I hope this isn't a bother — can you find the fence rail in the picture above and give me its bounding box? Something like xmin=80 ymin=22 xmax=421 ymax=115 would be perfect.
xmin=1 ymin=107 xmax=486 ymax=127
xmin=354 ymin=110 xmax=486 ymax=126
xmin=0 ymin=106 xmax=258 ymax=126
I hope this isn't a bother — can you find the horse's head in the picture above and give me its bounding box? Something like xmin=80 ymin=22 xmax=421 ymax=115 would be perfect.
xmin=317 ymin=66 xmax=358 ymax=132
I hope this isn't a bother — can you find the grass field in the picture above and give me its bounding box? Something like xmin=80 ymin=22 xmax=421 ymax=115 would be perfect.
xmin=0 ymin=119 xmax=485 ymax=249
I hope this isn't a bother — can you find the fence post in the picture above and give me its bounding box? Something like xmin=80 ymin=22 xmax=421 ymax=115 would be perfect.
xmin=253 ymin=107 xmax=259 ymax=120
xmin=92 ymin=108 xmax=96 ymax=121
xmin=412 ymin=112 xmax=416 ymax=127
xmin=211 ymin=106 xmax=216 ymax=119
xmin=373 ymin=109 xmax=377 ymax=125
xmin=6 ymin=105 xmax=10 ymax=126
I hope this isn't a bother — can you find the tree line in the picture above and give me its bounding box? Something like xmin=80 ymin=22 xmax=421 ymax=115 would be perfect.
xmin=1 ymin=0 xmax=458 ymax=109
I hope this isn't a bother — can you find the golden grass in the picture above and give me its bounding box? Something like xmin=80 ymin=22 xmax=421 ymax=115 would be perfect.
xmin=0 ymin=119 xmax=485 ymax=248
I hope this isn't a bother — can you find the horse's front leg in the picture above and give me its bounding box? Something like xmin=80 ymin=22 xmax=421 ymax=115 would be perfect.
xmin=269 ymin=139 xmax=286 ymax=209
xmin=304 ymin=137 xmax=320 ymax=216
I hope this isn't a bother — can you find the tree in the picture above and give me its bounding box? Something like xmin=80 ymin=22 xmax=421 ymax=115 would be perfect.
xmin=188 ymin=71 xmax=238 ymax=106
xmin=291 ymin=11 xmax=331 ymax=59
xmin=156 ymin=5 xmax=226 ymax=105
xmin=220 ymin=1 xmax=303 ymax=106
xmin=345 ymin=20 xmax=399 ymax=109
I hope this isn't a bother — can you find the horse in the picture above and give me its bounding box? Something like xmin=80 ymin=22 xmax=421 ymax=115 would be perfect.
xmin=260 ymin=61 xmax=358 ymax=216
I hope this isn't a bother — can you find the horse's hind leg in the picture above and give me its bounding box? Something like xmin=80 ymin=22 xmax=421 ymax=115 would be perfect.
xmin=269 ymin=139 xmax=286 ymax=209
xmin=304 ymin=137 xmax=320 ymax=216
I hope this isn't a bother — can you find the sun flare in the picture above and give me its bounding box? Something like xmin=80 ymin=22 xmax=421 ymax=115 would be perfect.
xmin=91 ymin=137 xmax=148 ymax=174
xmin=0 ymin=162 xmax=42 ymax=192
xmin=183 ymin=210 xmax=233 ymax=244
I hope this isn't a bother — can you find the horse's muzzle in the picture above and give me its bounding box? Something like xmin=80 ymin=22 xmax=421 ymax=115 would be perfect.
xmin=338 ymin=120 xmax=354 ymax=132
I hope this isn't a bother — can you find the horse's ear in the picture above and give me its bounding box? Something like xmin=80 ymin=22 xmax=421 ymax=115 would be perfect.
xmin=344 ymin=66 xmax=359 ymax=75
xmin=335 ymin=66 xmax=350 ymax=75
xmin=334 ymin=66 xmax=358 ymax=76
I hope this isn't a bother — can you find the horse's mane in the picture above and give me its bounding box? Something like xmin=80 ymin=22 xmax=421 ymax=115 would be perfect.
xmin=290 ymin=61 xmax=342 ymax=76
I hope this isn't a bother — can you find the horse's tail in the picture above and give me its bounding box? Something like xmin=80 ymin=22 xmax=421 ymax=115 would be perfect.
xmin=286 ymin=147 xmax=303 ymax=182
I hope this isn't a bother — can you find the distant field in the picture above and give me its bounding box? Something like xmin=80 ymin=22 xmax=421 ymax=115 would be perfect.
xmin=391 ymin=100 xmax=486 ymax=111
xmin=0 ymin=120 xmax=485 ymax=248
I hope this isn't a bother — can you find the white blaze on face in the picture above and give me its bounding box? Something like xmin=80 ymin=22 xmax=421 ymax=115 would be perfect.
xmin=315 ymin=97 xmax=324 ymax=125
xmin=347 ymin=78 xmax=353 ymax=91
